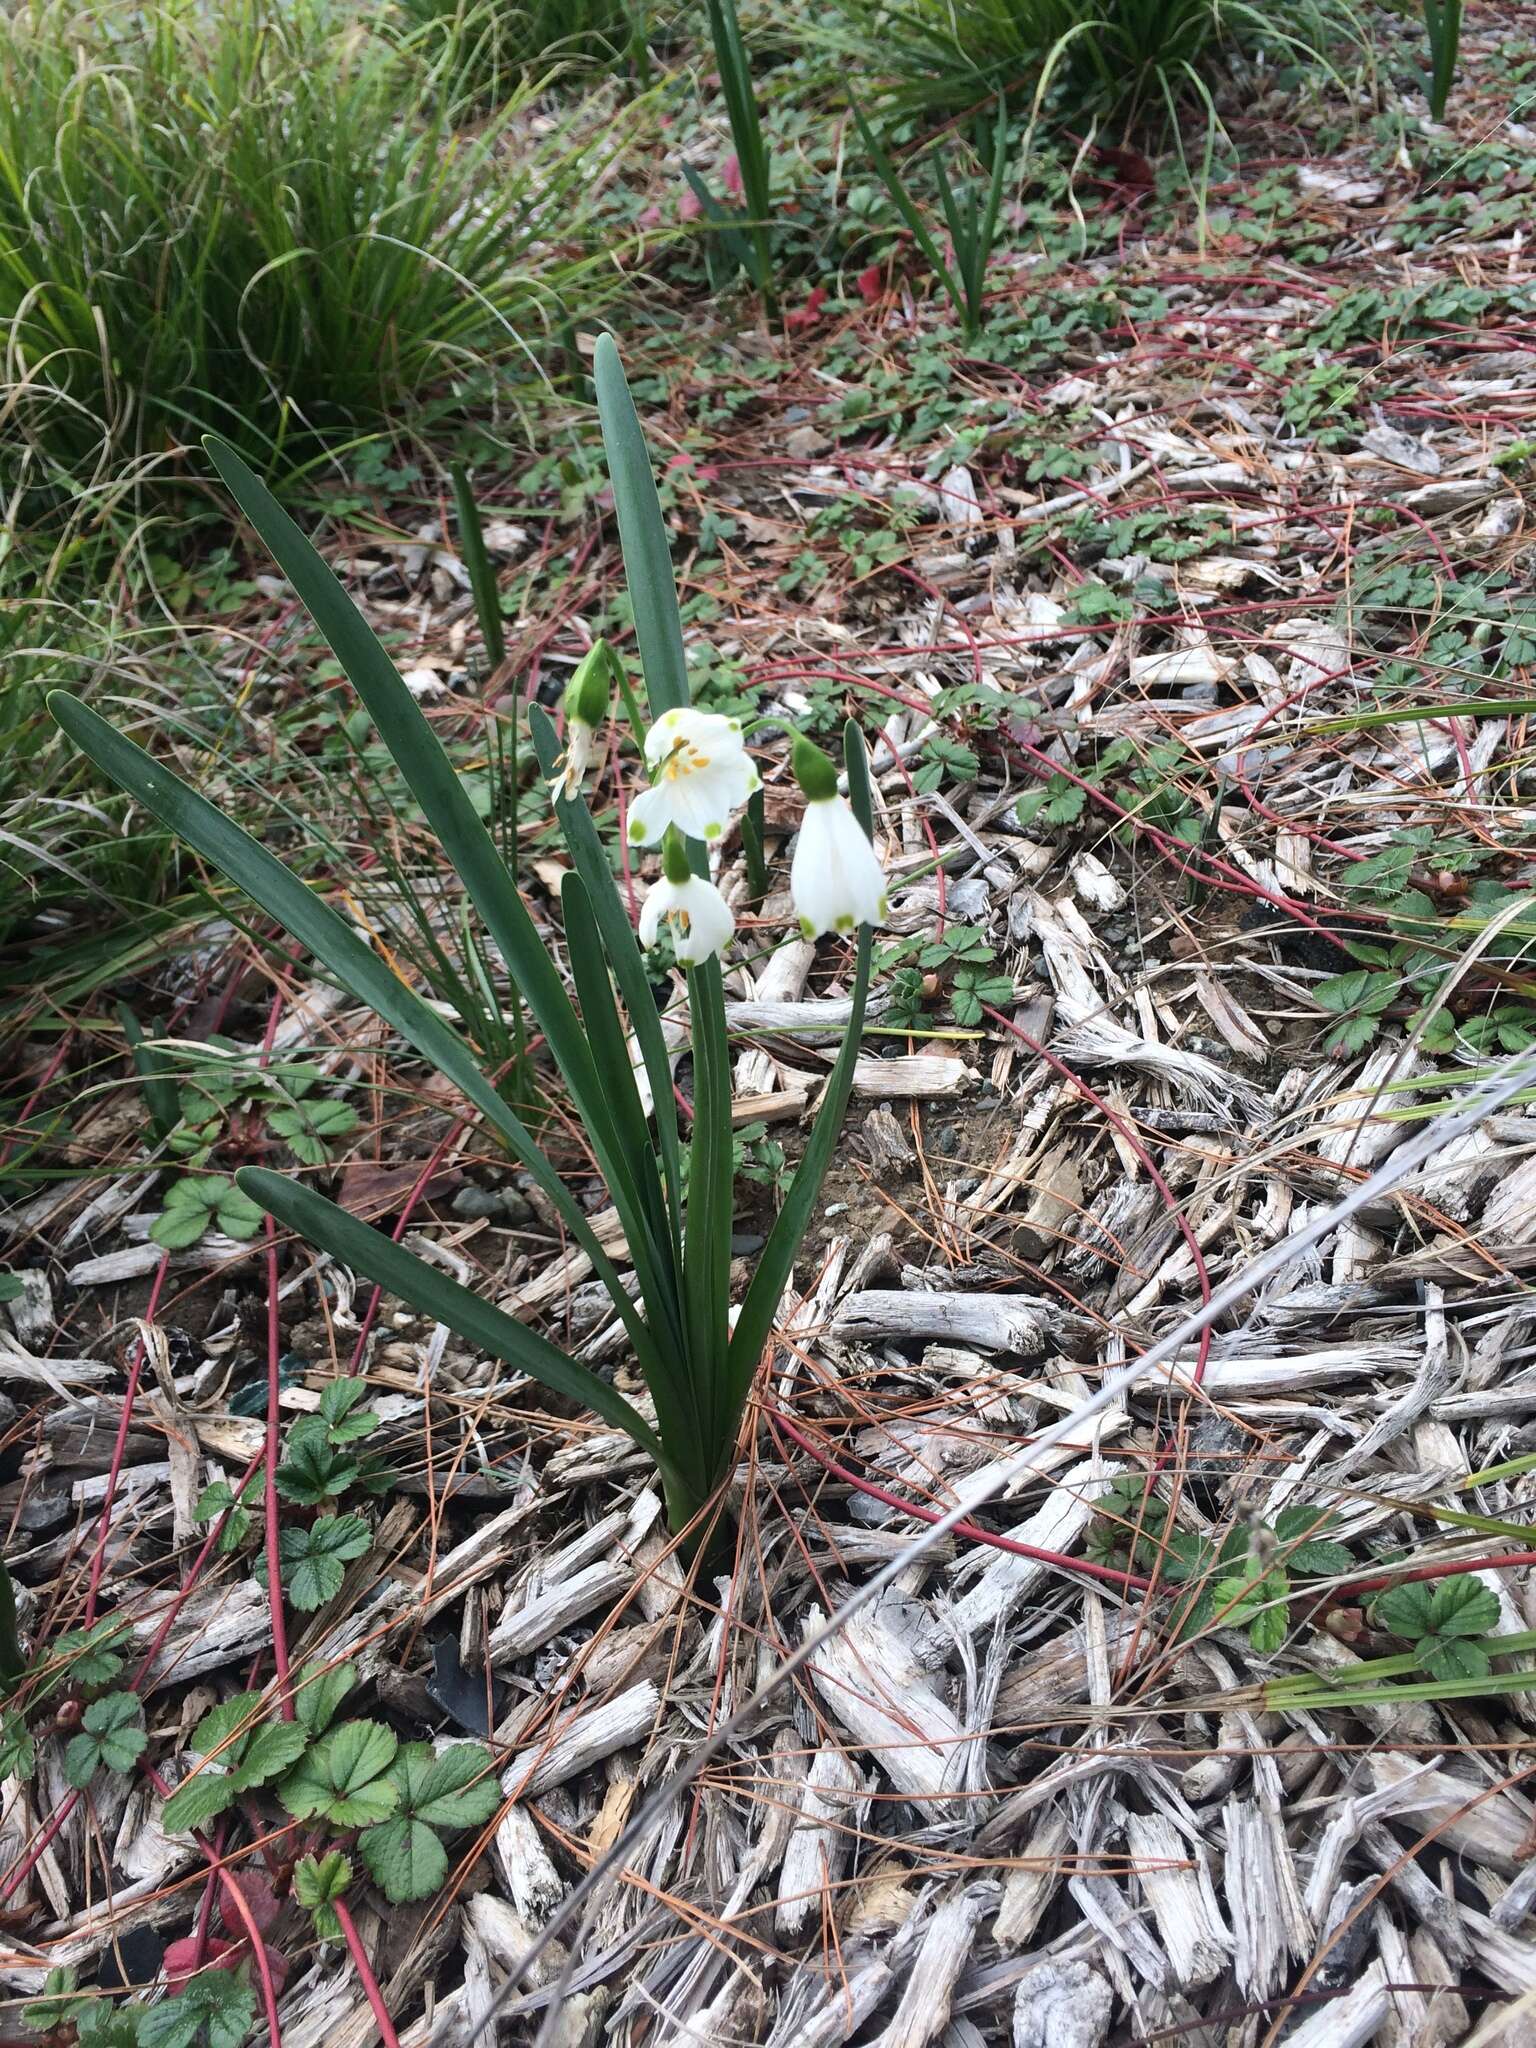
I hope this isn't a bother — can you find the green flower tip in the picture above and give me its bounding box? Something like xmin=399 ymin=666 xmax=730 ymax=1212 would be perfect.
xmin=790 ymin=732 xmax=839 ymax=804
xmin=564 ymin=642 xmax=614 ymax=730
xmin=661 ymin=826 xmax=693 ymax=885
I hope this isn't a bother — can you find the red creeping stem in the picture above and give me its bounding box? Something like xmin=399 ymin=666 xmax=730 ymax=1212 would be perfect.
xmin=257 ymin=981 xmax=295 ymax=1717
xmin=333 ymin=1897 xmax=401 ymax=2048
xmin=767 ymin=1409 xmax=1153 ymax=1589
xmin=82 ymin=1253 xmax=172 ymax=1626
xmin=0 ymin=1452 xmax=263 ymax=1903
xmin=141 ymin=1763 xmax=285 ymax=2048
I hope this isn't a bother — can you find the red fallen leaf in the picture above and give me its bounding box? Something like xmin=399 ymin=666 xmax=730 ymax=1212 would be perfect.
xmin=856 ymin=263 xmax=884 ymax=306
xmin=784 ymin=285 xmax=827 ymax=333
xmin=1095 ymin=142 xmax=1156 ymax=189
xmin=722 ymin=153 xmax=743 ymax=198
xmin=678 ymin=182 xmax=703 ymax=221
xmin=637 ymin=202 xmax=662 ymax=228
xmin=165 ymin=1934 xmax=225 ymax=1988
xmin=219 ymin=1871 xmax=280 ymax=1941
xmin=166 ymin=1929 xmax=292 ymax=1997
xmin=666 ymin=452 xmax=695 ymax=472
xmin=334 ymin=1156 xmax=462 ymax=1222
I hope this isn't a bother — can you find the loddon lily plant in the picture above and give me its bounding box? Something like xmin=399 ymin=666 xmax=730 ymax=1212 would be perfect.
xmin=50 ymin=337 xmax=886 ymax=1537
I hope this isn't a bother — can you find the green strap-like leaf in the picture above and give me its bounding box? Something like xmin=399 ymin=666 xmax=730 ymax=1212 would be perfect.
xmin=681 ymin=955 xmax=733 ymax=1478
xmin=592 ymin=338 xmax=691 ymax=719
xmin=449 ymin=463 xmax=507 ymax=673
xmin=725 ymin=723 xmax=877 ymax=1407
xmin=851 ymin=101 xmax=963 ymax=328
xmin=201 ymin=441 xmax=610 ymax=1147
xmin=560 ymin=871 xmax=682 ymax=1360
xmin=47 ymin=692 xmax=665 ymax=1389
xmin=237 ymin=1168 xmax=670 ymax=1473
xmin=532 ymin=703 xmax=682 ymax=1245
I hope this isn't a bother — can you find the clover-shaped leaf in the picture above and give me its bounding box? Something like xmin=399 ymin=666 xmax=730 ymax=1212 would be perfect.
xmin=278 ymin=1514 xmax=371 ymax=1610
xmin=1273 ymin=1505 xmax=1353 ymax=1578
xmin=64 ymin=1691 xmax=146 ymax=1786
xmin=279 ymin=1719 xmax=399 ymax=1827
xmin=194 ymin=1476 xmax=262 ymax=1552
xmin=151 ymin=1176 xmax=264 ymax=1249
xmin=292 ymin=1658 xmax=357 ymax=1737
xmin=137 ymin=1966 xmax=254 ymax=2048
xmin=294 ymin=1849 xmax=353 ymax=1942
xmin=276 ymin=1427 xmax=358 ymax=1506
xmin=162 ymin=1694 xmax=309 ymax=1833
xmin=317 ymin=1377 xmax=379 ymax=1443
xmin=358 ymin=1742 xmax=499 ymax=1903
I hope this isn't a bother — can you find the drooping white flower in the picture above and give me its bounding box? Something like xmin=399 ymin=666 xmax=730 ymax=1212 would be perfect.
xmin=548 ymin=641 xmax=616 ymax=802
xmin=627 ymin=707 xmax=759 ymax=848
xmin=638 ymin=867 xmax=736 ymax=966
xmin=787 ymin=733 xmax=888 ymax=939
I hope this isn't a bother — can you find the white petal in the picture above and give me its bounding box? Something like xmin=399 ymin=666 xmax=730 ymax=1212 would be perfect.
xmin=626 ymin=783 xmax=675 ymax=847
xmin=671 ymin=877 xmax=735 ymax=964
xmin=638 ymin=878 xmax=672 ymax=948
xmin=637 ymin=873 xmax=734 ymax=964
xmin=660 ymin=753 xmax=756 ymax=842
xmin=642 ymin=707 xmax=743 ymax=770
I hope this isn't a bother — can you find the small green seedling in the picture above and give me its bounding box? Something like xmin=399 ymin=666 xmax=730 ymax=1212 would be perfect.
xmin=1372 ymin=1575 xmax=1501 ymax=1681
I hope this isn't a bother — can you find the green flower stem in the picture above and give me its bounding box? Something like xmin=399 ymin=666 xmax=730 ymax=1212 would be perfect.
xmin=0 ymin=1558 xmax=23 ymax=1686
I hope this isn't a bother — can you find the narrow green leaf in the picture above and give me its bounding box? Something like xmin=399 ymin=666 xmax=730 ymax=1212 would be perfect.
xmin=851 ymin=101 xmax=963 ymax=325
xmin=449 ymin=463 xmax=506 ymax=673
xmin=47 ymin=691 xmax=663 ymax=1386
xmin=727 ymin=727 xmax=877 ymax=1402
xmin=681 ymin=955 xmax=734 ymax=1498
xmin=199 ymin=440 xmax=663 ymax=1359
xmin=236 ymin=1167 xmax=669 ymax=1473
xmin=593 ymin=337 xmax=691 ymax=718
xmin=532 ymin=703 xmax=682 ymax=1247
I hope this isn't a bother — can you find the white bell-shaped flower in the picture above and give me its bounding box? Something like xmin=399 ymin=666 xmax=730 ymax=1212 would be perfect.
xmin=638 ymin=869 xmax=736 ymax=966
xmin=627 ymin=707 xmax=759 ymax=848
xmin=787 ymin=732 xmax=888 ymax=939
xmin=791 ymin=795 xmax=889 ymax=938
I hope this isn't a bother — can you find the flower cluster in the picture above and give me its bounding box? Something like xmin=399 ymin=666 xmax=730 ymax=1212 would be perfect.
xmin=558 ymin=700 xmax=887 ymax=966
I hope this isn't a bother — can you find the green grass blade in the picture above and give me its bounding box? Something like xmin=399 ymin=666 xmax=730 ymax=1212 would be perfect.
xmin=680 ymin=164 xmax=760 ymax=286
xmin=592 ymin=337 xmax=691 ymax=719
xmin=703 ymin=0 xmax=769 ymax=219
xmin=724 ymin=722 xmax=877 ymax=1406
xmin=47 ymin=690 xmax=666 ymax=1388
xmin=200 ymin=436 xmax=668 ymax=1292
xmin=449 ymin=463 xmax=506 ymax=673
xmin=851 ymin=101 xmax=963 ymax=326
xmin=531 ymin=703 xmax=682 ymax=1242
xmin=238 ymin=1166 xmax=669 ymax=1471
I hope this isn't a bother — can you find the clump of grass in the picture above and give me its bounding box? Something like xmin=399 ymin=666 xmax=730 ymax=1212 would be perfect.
xmin=0 ymin=0 xmax=618 ymax=506
xmin=823 ymin=0 xmax=1355 ymax=121
xmin=395 ymin=0 xmax=648 ymax=106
